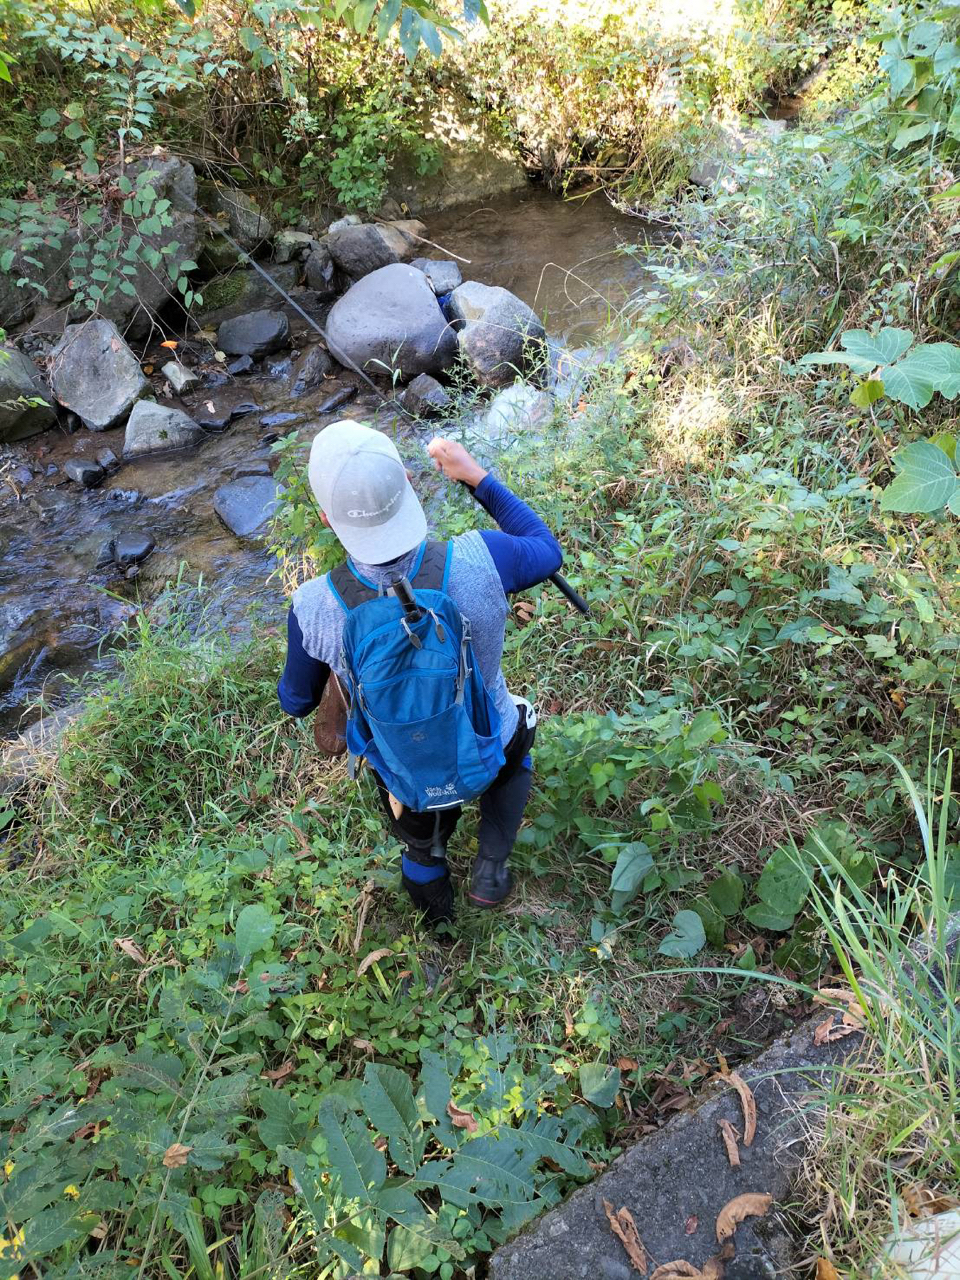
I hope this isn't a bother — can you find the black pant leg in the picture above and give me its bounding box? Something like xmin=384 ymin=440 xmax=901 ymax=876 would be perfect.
xmin=477 ymin=708 xmax=537 ymax=864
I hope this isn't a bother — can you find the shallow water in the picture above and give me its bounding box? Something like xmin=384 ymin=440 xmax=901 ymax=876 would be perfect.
xmin=1 ymin=187 xmax=655 ymax=737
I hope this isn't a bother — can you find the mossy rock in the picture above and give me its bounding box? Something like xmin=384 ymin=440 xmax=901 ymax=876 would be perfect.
xmin=196 ymin=263 xmax=300 ymax=327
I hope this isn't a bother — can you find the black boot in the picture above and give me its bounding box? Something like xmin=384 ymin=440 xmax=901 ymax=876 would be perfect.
xmin=402 ymin=871 xmax=455 ymax=926
xmin=468 ymin=856 xmax=512 ymax=908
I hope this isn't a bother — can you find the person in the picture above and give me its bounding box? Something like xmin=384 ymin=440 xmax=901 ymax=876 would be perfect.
xmin=277 ymin=419 xmax=562 ymax=926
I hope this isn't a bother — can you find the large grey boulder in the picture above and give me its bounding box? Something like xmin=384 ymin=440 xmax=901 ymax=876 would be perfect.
xmin=123 ymin=401 xmax=203 ymax=458
xmin=0 ymin=345 xmax=56 ymax=442
xmin=327 ymin=220 xmax=425 ymax=280
xmin=204 ymin=186 xmax=273 ymax=251
xmin=403 ymin=372 xmax=451 ymax=417
xmin=127 ymin=153 xmax=197 ymax=213
xmin=305 ymin=244 xmax=337 ymax=298
xmin=448 ymin=282 xmax=546 ymax=389
xmin=49 ymin=319 xmax=148 ymax=431
xmin=324 ymin=263 xmax=456 ymax=381
xmin=0 ymin=226 xmax=78 ymax=328
xmin=273 ymin=230 xmax=316 ymax=263
xmin=214 ymin=475 xmax=282 ymax=539
xmin=475 ymin=383 xmax=553 ymax=451
xmin=217 ymin=310 xmax=289 ymax=359
xmin=412 ymin=258 xmax=462 ymax=294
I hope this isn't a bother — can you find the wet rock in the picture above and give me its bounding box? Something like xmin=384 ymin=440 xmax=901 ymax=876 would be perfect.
xmin=64 ymin=457 xmax=105 ymax=488
xmin=412 ymin=258 xmax=462 ymax=294
xmin=214 ymin=474 xmax=282 ymax=539
xmin=10 ymin=464 xmax=35 ymax=487
xmin=448 ymin=282 xmax=546 ymax=389
xmin=162 ymin=361 xmax=200 ymax=395
xmin=325 ymin=263 xmax=455 ymax=381
xmin=64 ymin=412 xmax=81 ymax=434
xmin=264 ymin=355 xmax=292 ymax=381
xmin=232 ymin=401 xmax=260 ymax=418
xmin=123 ymin=401 xmax=203 ymax=458
xmin=217 ymin=310 xmax=290 ymax=359
xmin=202 ymin=185 xmax=273 ymax=250
xmin=260 ymin=411 xmax=299 ymax=428
xmin=45 ymin=463 xmax=58 ymax=477
xmin=274 ymin=229 xmax=316 ymax=263
xmin=0 ymin=344 xmax=56 ymax=442
xmin=236 ymin=460 xmax=273 ymax=477
xmin=114 ymin=532 xmax=156 ymax=568
xmin=197 ymin=263 xmax=299 ymax=328
xmin=128 ymin=153 xmax=197 ymax=213
xmin=304 ymin=244 xmax=337 ymax=297
xmin=227 ymin=355 xmax=254 ymax=376
xmin=49 ymin=320 xmax=148 ymax=431
xmin=96 ymin=447 xmax=118 ymax=470
xmin=289 ymin=345 xmax=335 ymax=396
xmin=403 ymin=373 xmax=451 ymax=417
xmin=327 ymin=220 xmax=426 ymax=280
xmin=318 ymin=385 xmax=358 ymax=414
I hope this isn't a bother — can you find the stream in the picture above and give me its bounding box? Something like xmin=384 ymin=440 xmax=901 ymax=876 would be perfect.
xmin=1 ymin=187 xmax=658 ymax=740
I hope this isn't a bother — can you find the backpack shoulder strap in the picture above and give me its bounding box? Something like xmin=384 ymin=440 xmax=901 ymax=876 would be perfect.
xmin=328 ymin=562 xmax=377 ymax=612
xmin=413 ymin=540 xmax=452 ymax=593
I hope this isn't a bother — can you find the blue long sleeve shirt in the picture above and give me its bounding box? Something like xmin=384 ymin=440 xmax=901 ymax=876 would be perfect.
xmin=278 ymin=472 xmax=561 ymax=719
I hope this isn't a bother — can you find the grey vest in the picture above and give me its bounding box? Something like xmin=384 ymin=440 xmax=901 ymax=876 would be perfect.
xmin=292 ymin=531 xmax=519 ymax=747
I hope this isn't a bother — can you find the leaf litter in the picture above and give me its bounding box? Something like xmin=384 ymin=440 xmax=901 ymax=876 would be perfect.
xmin=603 ymin=1199 xmax=648 ymax=1274
xmin=715 ymin=1193 xmax=773 ymax=1242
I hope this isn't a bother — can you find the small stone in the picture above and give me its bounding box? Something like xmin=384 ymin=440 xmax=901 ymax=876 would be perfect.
xmin=64 ymin=457 xmax=105 ymax=488
xmin=124 ymin=564 xmax=140 ymax=580
xmin=96 ymin=540 xmax=116 ymax=569
xmin=289 ymin=345 xmax=335 ymax=397
xmin=123 ymin=402 xmax=204 ymax=458
xmin=45 ymin=464 xmax=58 ymax=477
xmin=304 ymin=245 xmax=337 ymax=297
xmin=260 ymin=411 xmax=299 ymax=428
xmin=217 ymin=310 xmax=290 ymax=360
xmin=231 ymin=402 xmax=261 ymax=419
xmin=213 ymin=474 xmax=283 ymax=539
xmin=96 ymin=448 xmax=118 ymax=470
xmin=10 ymin=465 xmax=34 ymax=487
xmin=227 ymin=355 xmax=254 ymax=376
xmin=318 ymin=385 xmax=358 ymax=414
xmin=327 ymin=214 xmax=362 ymax=234
xmin=412 ymin=257 xmax=463 ymax=294
xmin=273 ymin=229 xmax=316 ymax=263
xmin=403 ymin=373 xmax=451 ymax=417
xmin=448 ymin=282 xmax=546 ymax=389
xmin=162 ymin=361 xmax=200 ymax=395
xmin=114 ymin=532 xmax=155 ymax=567
xmin=236 ymin=460 xmax=272 ymax=477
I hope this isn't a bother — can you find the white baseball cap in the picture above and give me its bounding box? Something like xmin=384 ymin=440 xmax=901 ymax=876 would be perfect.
xmin=307 ymin=420 xmax=427 ymax=564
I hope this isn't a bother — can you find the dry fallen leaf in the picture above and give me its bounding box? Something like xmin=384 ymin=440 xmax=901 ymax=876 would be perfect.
xmin=728 ymin=1072 xmax=756 ymax=1146
xmin=685 ymin=1216 xmax=698 ymax=1235
xmin=718 ymin=1118 xmax=741 ymax=1167
xmin=650 ymin=1263 xmax=701 ymax=1280
xmin=162 ymin=1143 xmax=192 ymax=1168
xmin=513 ymin=599 xmax=536 ymax=625
xmin=716 ymin=1051 xmax=730 ymax=1078
xmin=816 ymin=1259 xmax=839 ymax=1280
xmin=618 ymin=1057 xmax=640 ymax=1071
xmin=701 ymin=1254 xmax=726 ymax=1280
xmin=115 ymin=937 xmax=147 ymax=965
xmin=214 ymin=350 xmax=227 ymax=363
xmin=446 ymin=1101 xmax=478 ymax=1134
xmin=143 ymin=363 xmax=154 ymax=375
xmin=160 ymin=340 xmax=178 ymax=350
xmin=814 ymin=1016 xmax=859 ymax=1045
xmin=261 ymin=1060 xmax=295 ymax=1083
xmin=357 ymin=948 xmax=392 ymax=976
xmin=903 ymin=1182 xmax=960 ymax=1218
xmin=352 ymin=1038 xmax=375 ymax=1054
xmin=602 ymin=1200 xmax=648 ymax=1274
xmin=715 ymin=1193 xmax=773 ymax=1242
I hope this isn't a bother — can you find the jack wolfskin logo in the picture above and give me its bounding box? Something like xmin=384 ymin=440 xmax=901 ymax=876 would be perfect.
xmin=424 ymin=783 xmax=458 ymax=798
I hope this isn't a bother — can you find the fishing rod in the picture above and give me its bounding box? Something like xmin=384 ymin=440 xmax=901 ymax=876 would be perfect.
xmin=194 ymin=208 xmax=591 ymax=616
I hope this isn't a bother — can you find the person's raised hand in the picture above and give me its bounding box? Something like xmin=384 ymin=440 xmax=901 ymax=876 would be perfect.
xmin=426 ymin=437 xmax=488 ymax=488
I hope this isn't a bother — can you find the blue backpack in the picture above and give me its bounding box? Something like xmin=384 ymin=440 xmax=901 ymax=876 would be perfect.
xmin=328 ymin=540 xmax=506 ymax=811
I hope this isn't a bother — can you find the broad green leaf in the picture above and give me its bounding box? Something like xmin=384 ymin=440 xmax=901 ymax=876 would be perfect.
xmin=317 ymin=1103 xmax=385 ymax=1200
xmin=443 ymin=1133 xmax=537 ymax=1204
xmin=377 ymin=0 xmax=402 ymax=39
xmin=839 ymin=326 xmax=913 ymax=367
xmin=352 ymin=0 xmax=377 ymax=31
xmin=658 ymin=908 xmax=706 ymax=958
xmin=799 ymin=349 xmax=875 ymax=375
xmin=39 ymin=108 xmax=60 ymax=128
xmin=0 ymin=55 xmax=11 ymax=85
xmin=686 ymin=708 xmax=723 ymax=746
xmin=420 ymin=1048 xmax=458 ymax=1144
xmin=932 ymin=432 xmax=957 ymax=461
xmin=512 ymin=1115 xmax=591 ymax=1176
xmin=756 ymin=846 xmax=809 ymax=918
xmin=691 ymin=896 xmax=726 ymax=948
xmin=893 ymin=120 xmax=932 ymax=148
xmin=850 ymin=378 xmax=885 ymax=408
xmin=948 ymin=489 xmax=960 ymax=517
xmin=235 ymin=903 xmax=276 ymax=958
xmin=578 ymin=1061 xmax=620 ymax=1107
xmin=743 ymin=902 xmax=795 ymax=931
xmin=257 ymin=1087 xmax=299 ymax=1150
xmin=880 ymin=440 xmax=959 ymax=513
xmin=707 ymin=869 xmax=744 ymax=917
xmin=360 ymin=1062 xmax=421 ymax=1174
xmin=63 ymin=102 xmax=85 ymax=120
xmin=609 ymin=841 xmax=652 ymax=897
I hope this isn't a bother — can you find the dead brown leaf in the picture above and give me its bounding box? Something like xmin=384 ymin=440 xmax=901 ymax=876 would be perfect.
xmin=602 ymin=1200 xmax=648 ymax=1274
xmin=261 ymin=1060 xmax=295 ymax=1083
xmin=727 ymin=1072 xmax=756 ymax=1146
xmin=650 ymin=1263 xmax=701 ymax=1280
xmin=162 ymin=1143 xmax=192 ymax=1169
xmin=716 ymin=1051 xmax=730 ymax=1078
xmin=814 ymin=1016 xmax=859 ymax=1045
xmin=513 ymin=599 xmax=536 ymax=625
xmin=685 ymin=1216 xmax=698 ymax=1235
xmin=357 ymin=947 xmax=392 ymax=976
xmin=618 ymin=1057 xmax=640 ymax=1072
xmin=115 ymin=937 xmax=148 ymax=965
xmin=715 ymin=1193 xmax=773 ymax=1242
xmin=446 ymin=1101 xmax=478 ymax=1134
xmin=701 ymin=1255 xmax=725 ymax=1280
xmin=352 ymin=1038 xmax=375 ymax=1055
xmin=718 ymin=1118 xmax=741 ymax=1167
xmin=903 ymin=1182 xmax=960 ymax=1218
xmin=816 ymin=1259 xmax=839 ymax=1280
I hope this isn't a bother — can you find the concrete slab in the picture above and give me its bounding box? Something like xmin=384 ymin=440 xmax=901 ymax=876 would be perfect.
xmin=490 ymin=1018 xmax=861 ymax=1280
